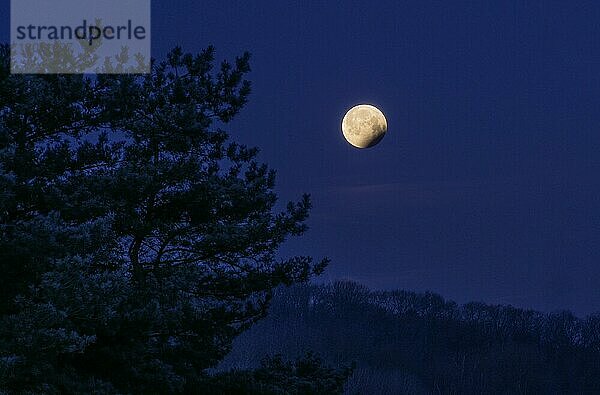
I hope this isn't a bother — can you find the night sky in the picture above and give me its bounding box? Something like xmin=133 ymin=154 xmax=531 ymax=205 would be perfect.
xmin=3 ymin=1 xmax=600 ymax=316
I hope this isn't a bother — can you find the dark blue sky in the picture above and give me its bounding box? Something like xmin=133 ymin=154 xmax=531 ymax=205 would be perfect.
xmin=3 ymin=1 xmax=600 ymax=315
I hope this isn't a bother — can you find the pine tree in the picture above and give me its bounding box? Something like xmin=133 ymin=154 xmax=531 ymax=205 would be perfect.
xmin=0 ymin=44 xmax=328 ymax=393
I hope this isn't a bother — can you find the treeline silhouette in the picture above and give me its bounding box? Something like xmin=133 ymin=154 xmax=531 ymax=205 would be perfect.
xmin=220 ymin=281 xmax=600 ymax=394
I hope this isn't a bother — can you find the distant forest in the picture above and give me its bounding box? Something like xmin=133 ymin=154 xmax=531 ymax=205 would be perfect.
xmin=221 ymin=281 xmax=600 ymax=394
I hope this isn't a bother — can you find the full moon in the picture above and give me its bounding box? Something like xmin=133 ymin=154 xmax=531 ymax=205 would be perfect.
xmin=341 ymin=104 xmax=388 ymax=148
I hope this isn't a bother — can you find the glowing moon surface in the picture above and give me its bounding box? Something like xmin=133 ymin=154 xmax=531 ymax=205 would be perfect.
xmin=341 ymin=104 xmax=388 ymax=148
